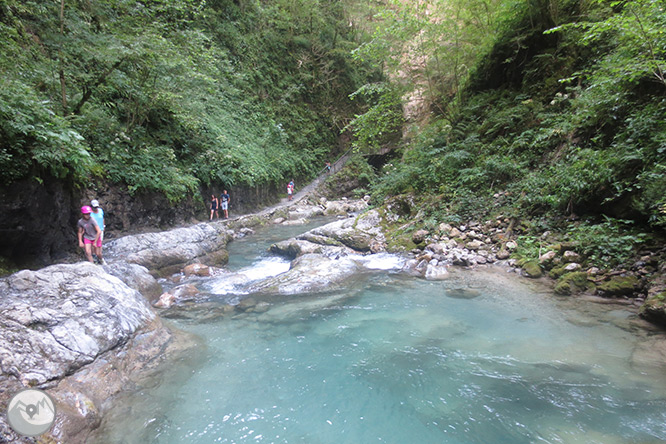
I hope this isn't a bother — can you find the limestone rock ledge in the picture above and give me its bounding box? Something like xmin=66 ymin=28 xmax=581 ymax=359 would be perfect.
xmin=104 ymin=222 xmax=233 ymax=271
xmin=0 ymin=263 xmax=194 ymax=443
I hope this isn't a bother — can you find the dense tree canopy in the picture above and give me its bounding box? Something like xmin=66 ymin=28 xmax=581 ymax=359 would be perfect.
xmin=348 ymin=0 xmax=666 ymax=233
xmin=0 ymin=0 xmax=379 ymax=200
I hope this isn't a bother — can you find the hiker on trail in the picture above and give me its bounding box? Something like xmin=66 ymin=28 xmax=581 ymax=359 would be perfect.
xmin=210 ymin=194 xmax=219 ymax=220
xmin=325 ymin=162 xmax=331 ymax=173
xmin=90 ymin=199 xmax=107 ymax=265
xmin=219 ymin=190 xmax=231 ymax=219
xmin=287 ymin=180 xmax=295 ymax=201
xmin=77 ymin=206 xmax=101 ymax=264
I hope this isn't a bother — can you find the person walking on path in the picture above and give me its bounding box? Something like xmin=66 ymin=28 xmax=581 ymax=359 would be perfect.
xmin=77 ymin=206 xmax=101 ymax=264
xmin=325 ymin=162 xmax=331 ymax=174
xmin=210 ymin=194 xmax=219 ymax=220
xmin=287 ymin=180 xmax=295 ymax=201
xmin=219 ymin=190 xmax=231 ymax=219
xmin=90 ymin=199 xmax=107 ymax=265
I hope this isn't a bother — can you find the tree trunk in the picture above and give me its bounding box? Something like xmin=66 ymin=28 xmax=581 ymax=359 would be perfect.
xmin=58 ymin=0 xmax=68 ymax=115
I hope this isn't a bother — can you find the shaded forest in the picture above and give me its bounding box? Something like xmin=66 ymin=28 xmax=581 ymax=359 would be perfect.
xmin=0 ymin=0 xmax=378 ymax=200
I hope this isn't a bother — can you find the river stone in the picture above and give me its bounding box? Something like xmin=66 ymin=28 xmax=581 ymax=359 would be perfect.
xmin=466 ymin=240 xmax=483 ymax=251
xmin=154 ymin=292 xmax=176 ymax=308
xmin=247 ymin=254 xmax=360 ymax=295
xmin=539 ymin=250 xmax=557 ymax=264
xmin=237 ymin=297 xmax=257 ymax=312
xmin=427 ymin=243 xmax=446 ymax=255
xmin=475 ymin=255 xmax=488 ymax=265
xmin=425 ymin=262 xmax=449 ymax=280
xmin=563 ymin=250 xmax=581 ymax=263
xmin=438 ymin=223 xmax=452 ymax=234
xmin=522 ymin=261 xmax=543 ymax=278
xmin=412 ymin=229 xmax=429 ymax=245
xmin=183 ymin=263 xmax=211 ymax=277
xmin=449 ymin=228 xmax=462 ymax=238
xmin=564 ymin=263 xmax=581 ymax=272
xmin=198 ymin=248 xmax=230 ymax=267
xmin=640 ymin=291 xmax=666 ymax=326
xmin=554 ymin=272 xmax=591 ymax=296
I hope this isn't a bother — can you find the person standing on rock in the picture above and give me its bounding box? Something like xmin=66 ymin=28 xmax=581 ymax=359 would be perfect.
xmin=219 ymin=190 xmax=231 ymax=219
xmin=78 ymin=206 xmax=101 ymax=264
xmin=90 ymin=199 xmax=107 ymax=265
xmin=210 ymin=194 xmax=219 ymax=220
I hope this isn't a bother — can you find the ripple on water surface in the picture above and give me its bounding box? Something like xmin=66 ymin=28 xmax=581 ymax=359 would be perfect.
xmin=99 ymin=266 xmax=666 ymax=444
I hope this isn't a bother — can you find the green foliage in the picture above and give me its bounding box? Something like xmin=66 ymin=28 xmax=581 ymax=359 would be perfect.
xmin=512 ymin=235 xmax=542 ymax=263
xmin=0 ymin=0 xmax=376 ymax=200
xmin=346 ymin=82 xmax=404 ymax=153
xmin=566 ymin=217 xmax=647 ymax=267
xmin=0 ymin=79 xmax=92 ymax=184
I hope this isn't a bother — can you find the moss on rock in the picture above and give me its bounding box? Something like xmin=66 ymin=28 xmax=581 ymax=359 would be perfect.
xmin=522 ymin=260 xmax=542 ymax=278
xmin=554 ymin=272 xmax=592 ymax=296
xmin=639 ymin=291 xmax=666 ymax=325
xmin=597 ymin=275 xmax=640 ymax=297
xmin=548 ymin=265 xmax=568 ymax=279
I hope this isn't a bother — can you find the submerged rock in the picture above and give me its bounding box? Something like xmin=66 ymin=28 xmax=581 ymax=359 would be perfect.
xmin=425 ymin=262 xmax=449 ymax=280
xmin=445 ymin=288 xmax=481 ymax=299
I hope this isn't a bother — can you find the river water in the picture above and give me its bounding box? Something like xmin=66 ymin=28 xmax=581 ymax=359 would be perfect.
xmin=98 ymin=219 xmax=666 ymax=444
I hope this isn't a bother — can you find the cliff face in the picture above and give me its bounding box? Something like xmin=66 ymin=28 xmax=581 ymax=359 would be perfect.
xmin=0 ymin=176 xmax=284 ymax=269
xmin=0 ymin=177 xmax=78 ymax=268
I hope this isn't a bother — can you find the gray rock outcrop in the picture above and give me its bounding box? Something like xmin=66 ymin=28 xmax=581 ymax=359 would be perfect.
xmin=104 ymin=222 xmax=232 ymax=270
xmin=0 ymin=263 xmax=192 ymax=443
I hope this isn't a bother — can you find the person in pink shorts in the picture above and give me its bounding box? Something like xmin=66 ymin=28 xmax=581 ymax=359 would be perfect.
xmin=77 ymin=206 xmax=101 ymax=264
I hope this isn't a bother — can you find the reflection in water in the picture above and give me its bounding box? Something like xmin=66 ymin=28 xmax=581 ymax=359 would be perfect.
xmin=96 ymin=221 xmax=666 ymax=444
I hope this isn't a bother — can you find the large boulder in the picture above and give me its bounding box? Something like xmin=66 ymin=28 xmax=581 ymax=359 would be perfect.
xmin=0 ymin=263 xmax=192 ymax=443
xmin=0 ymin=264 xmax=155 ymax=387
xmin=639 ymin=273 xmax=666 ymax=326
xmin=104 ymin=222 xmax=232 ymax=270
